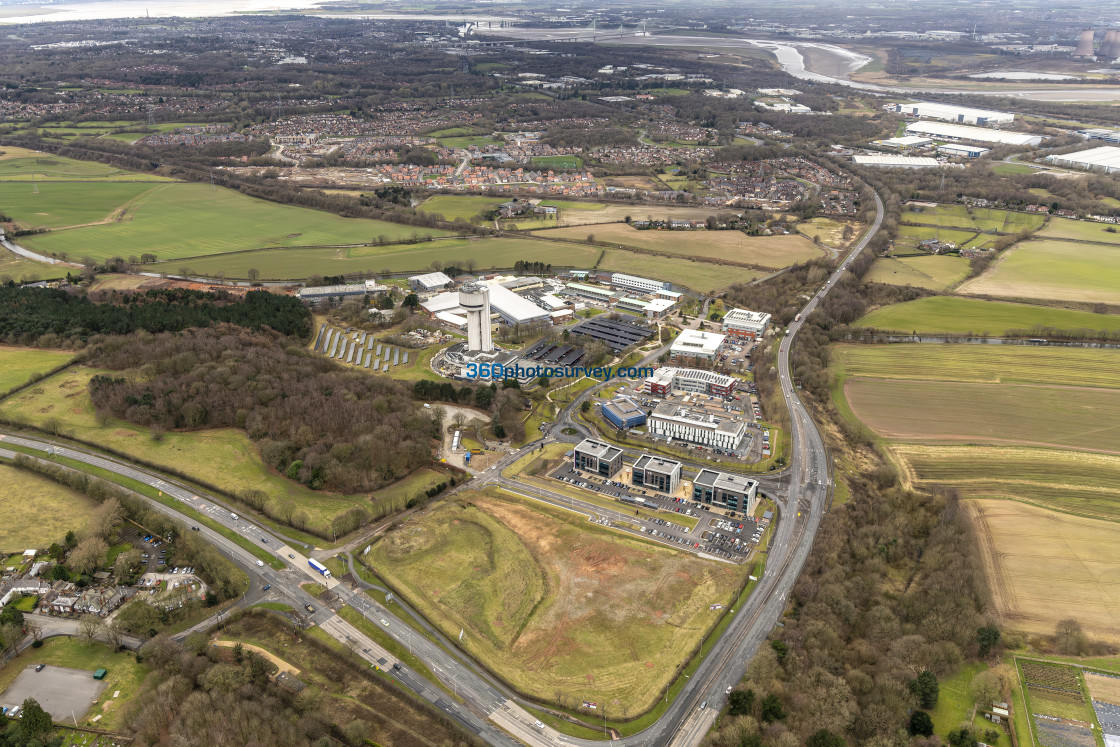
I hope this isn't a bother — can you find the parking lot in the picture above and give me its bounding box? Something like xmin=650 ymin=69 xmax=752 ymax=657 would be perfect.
xmin=549 ymin=462 xmax=767 ymax=562
xmin=0 ymin=665 xmax=106 ymax=721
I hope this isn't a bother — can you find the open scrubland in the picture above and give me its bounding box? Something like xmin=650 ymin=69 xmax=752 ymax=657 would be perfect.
xmin=370 ymin=488 xmax=745 ymax=713
xmin=959 ymin=239 xmax=1120 ymax=305
xmin=178 ymin=235 xmax=600 ymax=279
xmin=863 ymin=254 xmax=971 ymax=290
xmin=853 ymin=296 xmax=1120 ymax=335
xmin=0 ymin=463 xmax=96 ymax=550
xmin=539 ymin=223 xmax=824 ymax=268
xmin=20 ymin=182 xmax=446 ymax=263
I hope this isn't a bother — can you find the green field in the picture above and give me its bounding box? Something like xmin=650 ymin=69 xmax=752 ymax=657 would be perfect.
xmin=370 ymin=489 xmax=744 ymax=713
xmin=0 ymin=181 xmax=160 ymax=230
xmin=0 ymin=463 xmax=96 ymax=551
xmin=992 ymin=162 xmax=1035 ymax=175
xmin=863 ymin=254 xmax=971 ymax=290
xmin=0 ymin=346 xmax=73 ymax=393
xmin=19 ymin=182 xmax=446 ymax=263
xmin=853 ymin=296 xmax=1120 ymax=335
xmin=531 ymin=155 xmax=584 ymax=170
xmin=0 ymin=147 xmax=168 ymax=182
xmin=0 ymin=250 xmax=61 ymax=283
xmin=901 ymin=204 xmax=1045 ymax=233
xmin=177 ymin=236 xmax=600 ymax=280
xmin=418 ymin=195 xmax=503 ymax=221
xmin=436 ymin=135 xmax=501 ymax=148
xmin=960 ymin=238 xmax=1120 ymax=305
xmin=1037 ymin=217 xmax=1120 ymax=244
xmin=543 ymin=223 xmax=824 ymax=269
xmin=0 ymin=367 xmax=379 ymax=535
xmin=894 ymin=223 xmax=980 ymax=250
xmin=0 ymin=637 xmax=149 ymax=730
xmin=598 ymin=249 xmax=758 ymax=292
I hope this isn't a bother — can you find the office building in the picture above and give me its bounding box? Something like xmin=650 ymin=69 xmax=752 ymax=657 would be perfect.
xmin=692 ymin=469 xmax=759 ymax=513
xmin=611 ymin=273 xmax=670 ymax=294
xmin=670 ymin=330 xmax=725 ymax=364
xmin=648 ymin=402 xmax=747 ymax=451
xmin=632 ymin=454 xmax=681 ymax=494
xmin=721 ymin=308 xmax=771 ymax=340
xmin=644 ymin=367 xmax=737 ymax=397
xmin=573 ymin=439 xmax=623 ymax=478
xmin=602 ymin=397 xmax=647 ymax=429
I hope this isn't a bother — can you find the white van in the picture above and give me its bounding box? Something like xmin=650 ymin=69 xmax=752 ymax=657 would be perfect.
xmin=230 ymin=513 xmax=238 ymax=520
xmin=255 ymin=560 xmax=264 ymax=567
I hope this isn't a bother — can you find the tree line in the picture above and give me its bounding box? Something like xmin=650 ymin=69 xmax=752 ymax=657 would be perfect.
xmin=0 ymin=286 xmax=310 ymax=344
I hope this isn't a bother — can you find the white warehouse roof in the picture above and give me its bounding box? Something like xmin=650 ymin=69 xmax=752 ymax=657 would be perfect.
xmin=897 ymin=101 xmax=1014 ymax=124
xmin=483 ymin=280 xmax=551 ymax=324
xmin=409 ymin=271 xmax=453 ymax=289
xmin=1046 ymin=146 xmax=1120 ymax=174
xmin=671 ymin=329 xmax=726 ymax=357
xmin=853 ymin=155 xmax=942 ymax=168
xmin=905 ymin=121 xmax=1043 ymax=146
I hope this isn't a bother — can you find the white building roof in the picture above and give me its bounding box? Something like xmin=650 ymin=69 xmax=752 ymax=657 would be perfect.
xmin=421 ymin=291 xmax=463 ymax=315
xmin=722 ymin=308 xmax=771 ymax=332
xmin=900 ymin=101 xmax=1014 ymax=124
xmin=483 ymin=280 xmax=550 ymax=323
xmin=1047 ymin=146 xmax=1120 ymax=173
xmin=409 ymin=271 xmax=453 ymax=289
xmin=671 ymin=329 xmax=726 ymax=357
xmin=435 ymin=310 xmax=468 ymax=327
xmin=853 ymin=155 xmax=942 ymax=168
xmin=878 ymin=135 xmax=934 ymax=147
xmin=905 ymin=121 xmax=1042 ymax=146
xmin=645 ymin=298 xmax=676 ymax=313
xmin=538 ymin=293 xmax=568 ymax=310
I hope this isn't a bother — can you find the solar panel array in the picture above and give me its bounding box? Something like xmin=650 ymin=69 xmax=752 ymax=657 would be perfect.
xmin=314 ymin=326 xmax=423 ymax=374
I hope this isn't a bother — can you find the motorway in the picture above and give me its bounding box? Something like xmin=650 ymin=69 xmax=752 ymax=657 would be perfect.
xmin=0 ymin=190 xmax=883 ymax=746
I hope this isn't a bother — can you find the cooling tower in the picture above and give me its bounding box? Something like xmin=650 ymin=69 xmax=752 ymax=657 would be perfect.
xmin=1074 ymin=29 xmax=1096 ymax=57
xmin=1100 ymin=30 xmax=1120 ymax=59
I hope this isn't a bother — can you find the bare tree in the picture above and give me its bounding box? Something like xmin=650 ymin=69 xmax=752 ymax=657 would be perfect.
xmin=247 ymin=268 xmax=260 ymax=281
xmin=103 ymin=622 xmax=124 ymax=650
xmin=78 ymin=615 xmax=103 ymax=644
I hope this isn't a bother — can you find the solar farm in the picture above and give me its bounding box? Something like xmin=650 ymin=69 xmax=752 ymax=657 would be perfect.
xmin=313 ymin=325 xmax=408 ymax=372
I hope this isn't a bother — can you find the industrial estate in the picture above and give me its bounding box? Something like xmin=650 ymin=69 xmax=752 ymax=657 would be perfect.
xmin=0 ymin=1 xmax=1118 ymax=746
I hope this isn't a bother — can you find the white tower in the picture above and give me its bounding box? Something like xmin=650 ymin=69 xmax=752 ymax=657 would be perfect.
xmin=460 ymin=283 xmax=493 ymax=353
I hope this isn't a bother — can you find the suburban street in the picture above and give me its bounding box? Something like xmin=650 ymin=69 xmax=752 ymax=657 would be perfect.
xmin=0 ymin=188 xmax=883 ymax=747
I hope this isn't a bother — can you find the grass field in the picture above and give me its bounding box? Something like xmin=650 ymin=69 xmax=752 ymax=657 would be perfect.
xmin=370 ymin=489 xmax=744 ymax=713
xmin=901 ymin=204 xmax=1045 ymax=233
xmin=894 ymin=223 xmax=980 ymax=250
xmin=845 ymin=377 xmax=1120 ymax=453
xmin=0 ymin=346 xmax=73 ymax=393
xmin=531 ymin=155 xmax=584 ymax=170
xmin=0 ymin=463 xmax=96 ymax=551
xmin=863 ymin=254 xmax=971 ymax=290
xmin=853 ymin=296 xmax=1120 ymax=335
xmin=418 ymin=195 xmax=503 ymax=221
xmin=178 ymin=236 xmax=600 ymax=279
xmin=0 ymin=638 xmax=148 ymax=730
xmin=1037 ymin=217 xmax=1120 ymax=244
xmin=991 ymin=163 xmax=1036 ymax=175
xmin=547 ymin=203 xmax=719 ymax=228
xmin=437 ymin=135 xmax=501 ymax=148
xmin=834 ymin=344 xmax=1120 ymax=389
xmin=795 ymin=217 xmax=848 ymax=247
xmin=959 ymin=239 xmax=1120 ymax=305
xmin=0 ymin=367 xmax=373 ymax=535
xmin=0 ymin=250 xmax=62 ymax=283
xmin=0 ymin=181 xmax=160 ymax=230
xmin=0 ymin=148 xmax=168 ymax=182
xmin=19 ymin=182 xmax=446 ymax=263
xmin=597 ymin=249 xmax=759 ymax=292
xmin=541 ymin=223 xmax=824 ymax=268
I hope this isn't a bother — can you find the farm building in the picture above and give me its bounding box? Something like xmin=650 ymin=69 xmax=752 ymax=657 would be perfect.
xmin=631 ymin=454 xmax=682 ymax=494
xmin=904 ymin=121 xmax=1043 ymax=146
xmin=573 ymin=438 xmax=623 ymax=478
xmin=692 ymin=469 xmax=759 ymax=514
xmin=891 ymin=101 xmax=1015 ymax=125
xmin=1045 ymin=146 xmax=1120 ymax=174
